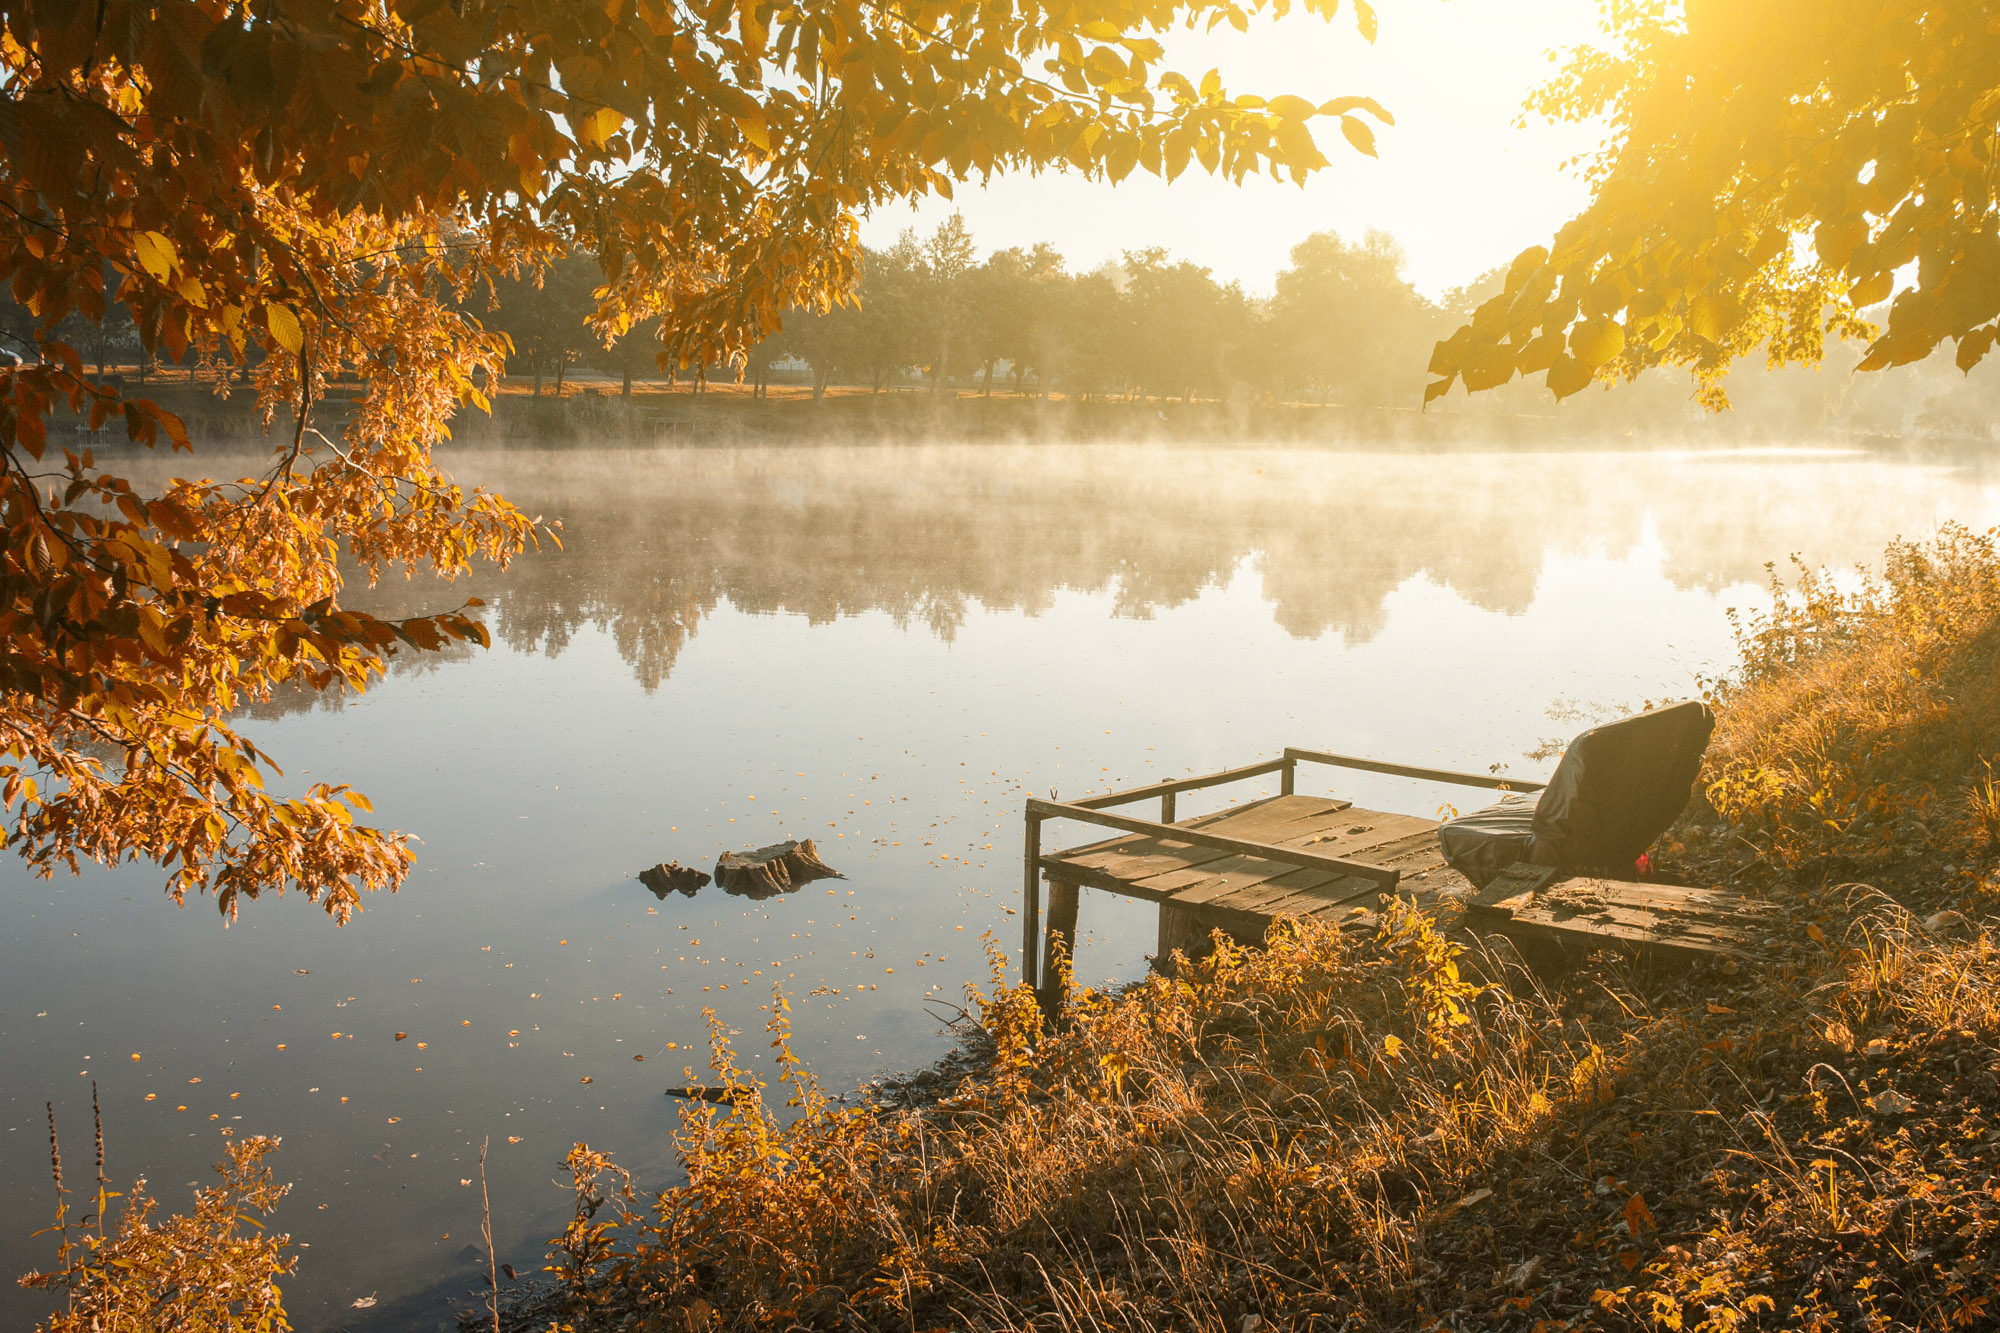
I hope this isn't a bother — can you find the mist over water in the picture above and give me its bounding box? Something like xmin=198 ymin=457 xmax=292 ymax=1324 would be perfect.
xmin=5 ymin=441 xmax=1998 ymax=1331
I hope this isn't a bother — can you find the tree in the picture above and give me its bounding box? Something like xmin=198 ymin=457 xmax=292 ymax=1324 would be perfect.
xmin=607 ymin=319 xmax=669 ymax=398
xmin=1055 ymin=266 xmax=1134 ymax=401
xmin=1429 ymin=0 xmax=2000 ymax=409
xmin=921 ymin=213 xmax=979 ymax=393
xmin=1124 ymin=248 xmax=1234 ymax=401
xmin=1268 ymin=229 xmax=1433 ymax=406
xmin=0 ymin=0 xmax=1384 ymax=920
xmin=486 ymin=252 xmax=601 ymax=396
xmin=968 ymin=243 xmax=1069 ymax=394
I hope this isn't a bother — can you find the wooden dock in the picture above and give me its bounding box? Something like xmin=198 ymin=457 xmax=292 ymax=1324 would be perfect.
xmin=1022 ymin=749 xmax=1771 ymax=998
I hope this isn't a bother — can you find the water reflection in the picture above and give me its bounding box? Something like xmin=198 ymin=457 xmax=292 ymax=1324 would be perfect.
xmin=425 ymin=443 xmax=2000 ymax=691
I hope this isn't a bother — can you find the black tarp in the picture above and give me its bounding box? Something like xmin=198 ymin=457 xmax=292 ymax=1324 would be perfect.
xmin=1438 ymin=700 xmax=1715 ymax=887
xmin=1435 ymin=792 xmax=1542 ymax=889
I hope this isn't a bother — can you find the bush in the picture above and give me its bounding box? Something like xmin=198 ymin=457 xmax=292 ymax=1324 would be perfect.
xmin=19 ymin=1119 xmax=294 ymax=1333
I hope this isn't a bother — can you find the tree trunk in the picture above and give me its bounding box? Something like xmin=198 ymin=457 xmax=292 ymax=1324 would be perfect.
xmin=622 ymin=368 xmax=633 ymax=397
xmin=813 ymin=368 xmax=827 ymax=401
xmin=553 ymin=356 xmax=566 ymax=397
xmin=532 ymin=364 xmax=543 ymax=397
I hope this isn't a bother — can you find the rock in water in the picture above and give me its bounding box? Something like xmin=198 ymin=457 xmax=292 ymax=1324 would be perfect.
xmin=639 ymin=862 xmax=711 ymax=899
xmin=713 ymin=839 xmax=844 ymax=898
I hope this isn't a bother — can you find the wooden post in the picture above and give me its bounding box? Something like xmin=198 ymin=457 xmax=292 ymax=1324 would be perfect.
xmin=1156 ymin=903 xmax=1209 ymax=973
xmin=1280 ymin=756 xmax=1296 ymax=796
xmin=1160 ymin=790 xmax=1176 ymax=823
xmin=1022 ymin=812 xmax=1043 ymax=989
xmin=1038 ymin=879 xmax=1080 ymax=1010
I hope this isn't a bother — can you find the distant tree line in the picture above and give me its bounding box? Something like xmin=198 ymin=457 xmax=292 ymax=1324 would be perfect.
xmin=479 ymin=214 xmax=1464 ymax=409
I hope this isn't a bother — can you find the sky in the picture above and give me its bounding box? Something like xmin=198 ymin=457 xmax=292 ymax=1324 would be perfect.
xmin=858 ymin=0 xmax=1610 ymax=301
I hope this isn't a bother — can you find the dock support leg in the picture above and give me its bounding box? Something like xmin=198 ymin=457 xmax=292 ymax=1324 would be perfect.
xmin=1022 ymin=813 xmax=1043 ymax=990
xmin=1155 ymin=903 xmax=1209 ymax=973
xmin=1038 ymin=879 xmax=1080 ymax=1011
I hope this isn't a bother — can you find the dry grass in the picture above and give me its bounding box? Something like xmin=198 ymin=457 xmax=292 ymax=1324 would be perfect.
xmin=530 ymin=900 xmax=2000 ymax=1332
xmin=1703 ymin=522 xmax=2000 ymax=897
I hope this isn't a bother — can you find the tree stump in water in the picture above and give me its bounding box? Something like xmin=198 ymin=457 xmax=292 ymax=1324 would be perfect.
xmin=639 ymin=862 xmax=711 ymax=898
xmin=714 ymin=839 xmax=844 ymax=898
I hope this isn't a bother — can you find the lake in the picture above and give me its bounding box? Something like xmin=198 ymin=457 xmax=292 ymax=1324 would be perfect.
xmin=5 ymin=441 xmax=1998 ymax=1331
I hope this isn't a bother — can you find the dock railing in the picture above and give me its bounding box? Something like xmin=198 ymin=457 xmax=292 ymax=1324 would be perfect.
xmin=1021 ymin=750 xmax=1545 ymax=989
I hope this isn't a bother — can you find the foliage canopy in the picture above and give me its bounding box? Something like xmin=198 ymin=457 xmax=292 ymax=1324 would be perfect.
xmin=1429 ymin=0 xmax=2000 ymax=409
xmin=0 ymin=0 xmax=1386 ymax=918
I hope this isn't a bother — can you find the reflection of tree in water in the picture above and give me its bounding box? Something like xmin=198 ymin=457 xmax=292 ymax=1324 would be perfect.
xmin=247 ymin=442 xmax=2000 ymax=710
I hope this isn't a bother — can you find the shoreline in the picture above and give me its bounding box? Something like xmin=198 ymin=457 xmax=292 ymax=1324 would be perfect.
xmin=54 ymin=376 xmax=1945 ymax=454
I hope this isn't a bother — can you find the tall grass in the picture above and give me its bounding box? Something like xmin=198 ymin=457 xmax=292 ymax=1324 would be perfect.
xmin=1704 ymin=522 xmax=2000 ymax=886
xmin=537 ymin=895 xmax=2000 ymax=1332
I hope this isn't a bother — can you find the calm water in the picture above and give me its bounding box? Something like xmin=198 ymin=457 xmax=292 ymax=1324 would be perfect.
xmin=5 ymin=442 xmax=1999 ymax=1330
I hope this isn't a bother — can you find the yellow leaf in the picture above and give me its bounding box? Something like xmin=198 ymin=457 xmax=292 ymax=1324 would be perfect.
xmin=1570 ymin=317 xmax=1625 ymax=369
xmin=579 ymin=105 xmax=626 ymax=148
xmin=266 ymin=304 xmax=304 ymax=354
xmin=735 ymin=113 xmax=770 ymax=152
xmin=1339 ymin=115 xmax=1377 ymax=158
xmin=134 ymin=230 xmax=178 ymax=281
xmin=1266 ymin=94 xmax=1316 ymax=121
xmin=1849 ymin=271 xmax=1893 ymax=307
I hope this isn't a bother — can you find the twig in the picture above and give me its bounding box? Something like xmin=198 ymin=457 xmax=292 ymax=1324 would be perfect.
xmin=480 ymin=1135 xmax=500 ymax=1333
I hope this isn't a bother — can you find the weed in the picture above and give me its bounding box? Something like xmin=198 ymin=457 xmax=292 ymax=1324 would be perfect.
xmin=19 ymin=1104 xmax=294 ymax=1333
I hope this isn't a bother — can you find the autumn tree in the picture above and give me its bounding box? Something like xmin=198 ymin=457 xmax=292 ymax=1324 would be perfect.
xmin=0 ymin=0 xmax=1392 ymax=920
xmin=1429 ymin=0 xmax=2000 ymax=408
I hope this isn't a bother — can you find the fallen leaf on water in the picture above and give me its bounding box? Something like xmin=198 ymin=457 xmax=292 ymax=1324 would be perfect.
xmin=387 ymin=1116 xmax=401 ymax=1123
xmin=395 ymin=1033 xmax=407 ymax=1041
xmin=460 ymin=1178 xmax=472 ymax=1186
xmin=507 ymin=1136 xmax=522 ymax=1144
xmin=351 ymin=1294 xmax=377 ymax=1309
xmin=580 ymin=1076 xmax=594 ymax=1084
